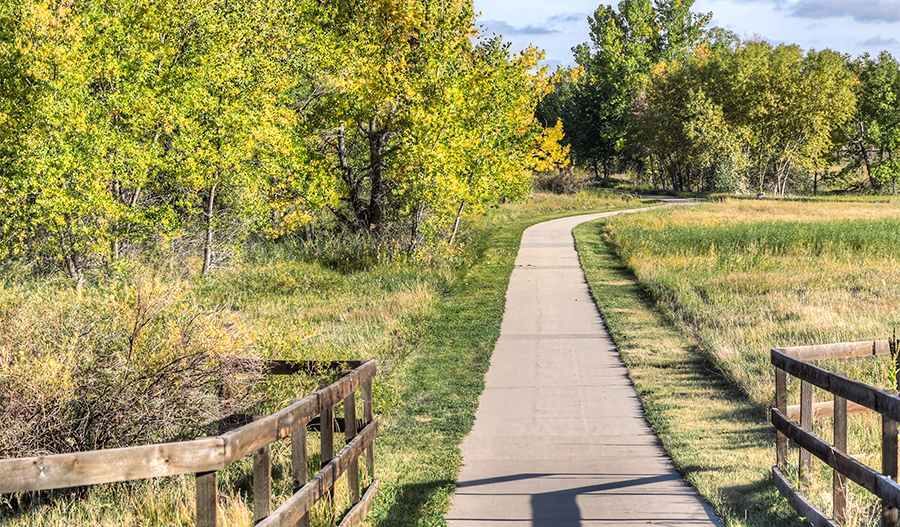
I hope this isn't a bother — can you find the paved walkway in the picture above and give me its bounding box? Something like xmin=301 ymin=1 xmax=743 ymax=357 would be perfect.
xmin=446 ymin=203 xmax=723 ymax=527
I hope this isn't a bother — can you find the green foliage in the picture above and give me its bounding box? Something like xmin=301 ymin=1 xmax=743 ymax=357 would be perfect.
xmin=0 ymin=0 xmax=547 ymax=283
xmin=559 ymin=0 xmax=711 ymax=177
xmin=847 ymin=51 xmax=900 ymax=193
xmin=286 ymin=2 xmax=545 ymax=254
xmin=635 ymin=41 xmax=856 ymax=194
xmin=0 ymin=0 xmax=302 ymax=281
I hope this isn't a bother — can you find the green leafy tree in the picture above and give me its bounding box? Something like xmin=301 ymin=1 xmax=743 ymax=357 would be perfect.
xmin=0 ymin=0 xmax=302 ymax=281
xmin=638 ymin=53 xmax=740 ymax=192
xmin=566 ymin=0 xmax=710 ymax=179
xmin=848 ymin=51 xmax=900 ymax=194
xmin=295 ymin=1 xmax=544 ymax=251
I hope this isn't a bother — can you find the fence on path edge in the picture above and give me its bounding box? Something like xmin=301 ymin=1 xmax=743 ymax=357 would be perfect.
xmin=772 ymin=340 xmax=900 ymax=527
xmin=0 ymin=359 xmax=378 ymax=527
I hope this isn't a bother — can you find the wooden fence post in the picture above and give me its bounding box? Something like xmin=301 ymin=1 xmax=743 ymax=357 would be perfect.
xmin=253 ymin=415 xmax=271 ymax=524
xmin=363 ymin=377 xmax=374 ymax=479
xmin=196 ymin=471 xmax=218 ymax=527
xmin=345 ymin=389 xmax=360 ymax=504
xmin=776 ymin=367 xmax=788 ymax=469
xmin=799 ymin=380 xmax=813 ymax=496
xmin=884 ymin=404 xmax=899 ymax=527
xmin=833 ymin=389 xmax=848 ymax=525
xmin=292 ymin=399 xmax=309 ymax=527
xmin=321 ymin=393 xmax=335 ymax=525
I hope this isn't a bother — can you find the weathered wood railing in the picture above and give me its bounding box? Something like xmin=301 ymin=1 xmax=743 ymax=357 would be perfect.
xmin=0 ymin=359 xmax=378 ymax=527
xmin=772 ymin=340 xmax=900 ymax=527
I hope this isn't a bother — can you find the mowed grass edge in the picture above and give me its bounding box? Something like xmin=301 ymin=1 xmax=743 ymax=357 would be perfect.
xmin=368 ymin=202 xmax=651 ymax=526
xmin=573 ymin=217 xmax=803 ymax=527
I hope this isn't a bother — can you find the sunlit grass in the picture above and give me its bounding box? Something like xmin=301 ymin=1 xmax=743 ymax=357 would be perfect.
xmin=595 ymin=197 xmax=900 ymax=526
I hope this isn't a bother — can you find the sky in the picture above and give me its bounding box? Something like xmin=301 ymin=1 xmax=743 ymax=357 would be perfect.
xmin=472 ymin=0 xmax=900 ymax=68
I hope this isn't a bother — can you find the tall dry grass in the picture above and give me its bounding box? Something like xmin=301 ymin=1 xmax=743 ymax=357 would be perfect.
xmin=603 ymin=197 xmax=900 ymax=525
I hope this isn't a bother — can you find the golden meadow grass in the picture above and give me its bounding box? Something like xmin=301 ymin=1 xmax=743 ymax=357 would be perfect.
xmin=600 ymin=197 xmax=900 ymax=525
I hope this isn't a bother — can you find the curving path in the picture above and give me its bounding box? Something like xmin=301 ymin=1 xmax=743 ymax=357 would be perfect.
xmin=445 ymin=199 xmax=722 ymax=527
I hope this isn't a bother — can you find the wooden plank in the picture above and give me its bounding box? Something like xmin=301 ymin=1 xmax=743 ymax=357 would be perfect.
xmin=0 ymin=437 xmax=225 ymax=494
xmin=362 ymin=377 xmax=374 ymax=479
xmin=321 ymin=391 xmax=336 ymax=524
xmin=772 ymin=409 xmax=900 ymax=506
xmin=255 ymin=421 xmax=378 ymax=527
xmin=833 ymin=393 xmax=847 ymax=524
xmin=291 ymin=399 xmax=309 ymax=527
xmin=771 ymin=349 xmax=900 ymax=423
xmin=776 ymin=367 xmax=788 ymax=469
xmin=345 ymin=388 xmax=360 ymax=504
xmin=786 ymin=400 xmax=873 ymax=420
xmin=321 ymin=400 xmax=335 ymax=466
xmin=338 ymin=480 xmax=380 ymax=527
xmin=885 ymin=413 xmax=899 ymax=527
xmin=772 ymin=467 xmax=839 ymax=527
xmin=222 ymin=363 xmax=376 ymax=464
xmin=253 ymin=416 xmax=272 ymax=524
xmin=196 ymin=470 xmax=218 ymax=527
xmin=222 ymin=384 xmax=340 ymax=465
xmin=777 ymin=340 xmax=890 ymax=361
xmin=799 ymin=380 xmax=813 ymax=495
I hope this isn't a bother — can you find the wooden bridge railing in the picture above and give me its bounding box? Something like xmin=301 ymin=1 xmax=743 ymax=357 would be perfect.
xmin=0 ymin=359 xmax=378 ymax=527
xmin=772 ymin=340 xmax=900 ymax=527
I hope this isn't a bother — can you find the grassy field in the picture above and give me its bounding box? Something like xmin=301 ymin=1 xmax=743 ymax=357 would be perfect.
xmin=575 ymin=197 xmax=900 ymax=526
xmin=0 ymin=189 xmax=647 ymax=526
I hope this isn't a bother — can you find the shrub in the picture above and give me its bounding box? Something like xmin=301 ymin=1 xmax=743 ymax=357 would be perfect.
xmin=0 ymin=274 xmax=260 ymax=457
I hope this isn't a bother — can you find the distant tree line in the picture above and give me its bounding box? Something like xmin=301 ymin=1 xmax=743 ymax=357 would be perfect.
xmin=0 ymin=0 xmax=549 ymax=284
xmin=538 ymin=0 xmax=900 ymax=196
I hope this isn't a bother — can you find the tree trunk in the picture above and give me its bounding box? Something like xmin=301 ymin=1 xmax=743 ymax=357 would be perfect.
xmin=65 ymin=252 xmax=84 ymax=291
xmin=202 ymin=180 xmax=218 ymax=276
xmin=859 ymin=142 xmax=876 ymax=189
xmin=366 ymin=119 xmax=385 ymax=233
xmin=448 ymin=200 xmax=465 ymax=246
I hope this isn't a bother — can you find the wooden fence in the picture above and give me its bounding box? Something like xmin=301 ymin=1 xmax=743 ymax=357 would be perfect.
xmin=771 ymin=340 xmax=900 ymax=527
xmin=0 ymin=359 xmax=378 ymax=527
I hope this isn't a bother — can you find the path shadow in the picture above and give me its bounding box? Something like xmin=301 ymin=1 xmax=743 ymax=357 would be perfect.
xmin=450 ymin=472 xmax=723 ymax=526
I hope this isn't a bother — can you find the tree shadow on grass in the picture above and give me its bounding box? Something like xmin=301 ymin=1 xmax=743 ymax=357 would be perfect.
xmin=372 ymin=479 xmax=456 ymax=527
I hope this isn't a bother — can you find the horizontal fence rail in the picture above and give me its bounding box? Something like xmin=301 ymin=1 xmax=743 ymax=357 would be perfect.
xmin=0 ymin=359 xmax=379 ymax=527
xmin=772 ymin=341 xmax=900 ymax=527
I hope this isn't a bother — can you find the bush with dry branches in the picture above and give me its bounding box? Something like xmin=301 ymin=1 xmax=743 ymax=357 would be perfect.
xmin=0 ymin=274 xmax=261 ymax=457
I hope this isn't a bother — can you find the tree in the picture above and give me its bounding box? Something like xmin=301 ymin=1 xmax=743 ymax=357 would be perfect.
xmin=0 ymin=0 xmax=301 ymax=281
xmin=566 ymin=0 xmax=711 ymax=178
xmin=528 ymin=119 xmax=571 ymax=173
xmin=294 ymin=1 xmax=545 ymax=251
xmin=637 ymin=54 xmax=740 ymax=192
xmin=848 ymin=52 xmax=900 ymax=194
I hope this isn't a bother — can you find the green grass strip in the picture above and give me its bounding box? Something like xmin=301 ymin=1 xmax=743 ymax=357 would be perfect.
xmin=573 ymin=219 xmax=802 ymax=527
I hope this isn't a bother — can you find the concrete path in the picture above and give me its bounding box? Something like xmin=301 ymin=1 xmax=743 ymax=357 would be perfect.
xmin=445 ymin=202 xmax=722 ymax=527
